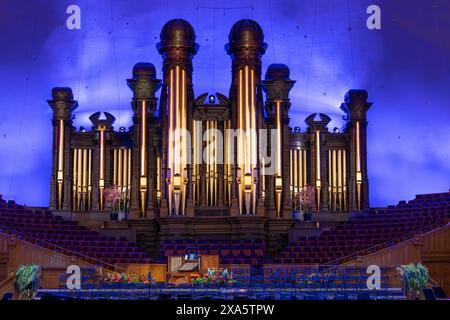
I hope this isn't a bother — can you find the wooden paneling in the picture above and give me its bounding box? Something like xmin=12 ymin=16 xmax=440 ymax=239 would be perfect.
xmin=0 ymin=274 xmax=16 ymax=299
xmin=115 ymin=263 xmax=167 ymax=283
xmin=0 ymin=233 xmax=101 ymax=283
xmin=200 ymin=255 xmax=219 ymax=272
xmin=0 ymin=253 xmax=8 ymax=282
xmin=40 ymin=267 xmax=102 ymax=289
xmin=343 ymin=223 xmax=450 ymax=294
xmin=0 ymin=236 xmax=8 ymax=253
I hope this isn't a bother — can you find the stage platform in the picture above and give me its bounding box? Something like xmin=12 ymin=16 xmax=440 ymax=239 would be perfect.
xmin=36 ymin=286 xmax=406 ymax=300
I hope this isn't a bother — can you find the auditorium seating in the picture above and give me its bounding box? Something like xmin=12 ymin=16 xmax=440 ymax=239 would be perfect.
xmin=274 ymin=191 xmax=450 ymax=265
xmin=160 ymin=238 xmax=265 ymax=265
xmin=0 ymin=198 xmax=152 ymax=267
xmin=1 ymin=191 xmax=449 ymax=268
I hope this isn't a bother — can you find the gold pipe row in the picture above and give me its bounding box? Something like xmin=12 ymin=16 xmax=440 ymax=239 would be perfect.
xmin=113 ymin=148 xmax=132 ymax=211
xmin=205 ymin=121 xmax=218 ymax=206
xmin=237 ymin=66 xmax=257 ymax=214
xmin=72 ymin=148 xmax=92 ymax=211
xmin=327 ymin=149 xmax=347 ymax=212
xmin=290 ymin=149 xmax=307 ymax=207
xmin=167 ymin=66 xmax=188 ymax=215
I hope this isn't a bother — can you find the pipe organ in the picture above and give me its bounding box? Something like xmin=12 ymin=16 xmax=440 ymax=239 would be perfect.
xmin=327 ymin=149 xmax=347 ymax=212
xmin=290 ymin=149 xmax=308 ymax=202
xmin=49 ymin=19 xmax=372 ymax=217
xmin=113 ymin=148 xmax=132 ymax=211
xmin=72 ymin=148 xmax=92 ymax=211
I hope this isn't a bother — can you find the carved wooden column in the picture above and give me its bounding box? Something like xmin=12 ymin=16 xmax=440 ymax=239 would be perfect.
xmin=262 ymin=64 xmax=295 ymax=218
xmin=340 ymin=90 xmax=372 ymax=211
xmin=48 ymin=87 xmax=78 ymax=211
xmin=226 ymin=19 xmax=267 ymax=215
xmin=89 ymin=112 xmax=115 ymax=212
xmin=157 ymin=19 xmax=198 ymax=216
xmin=127 ymin=62 xmax=161 ymax=218
xmin=305 ymin=113 xmax=331 ymax=212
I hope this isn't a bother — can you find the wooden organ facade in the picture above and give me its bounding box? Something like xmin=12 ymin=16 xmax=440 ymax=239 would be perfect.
xmin=48 ymin=19 xmax=372 ymax=219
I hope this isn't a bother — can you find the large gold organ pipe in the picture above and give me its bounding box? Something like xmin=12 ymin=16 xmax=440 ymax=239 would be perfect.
xmin=72 ymin=148 xmax=77 ymax=211
xmin=343 ymin=149 xmax=347 ymax=211
xmin=192 ymin=120 xmax=200 ymax=206
xmin=99 ymin=128 xmax=105 ymax=210
xmin=355 ymin=121 xmax=362 ymax=210
xmin=167 ymin=66 xmax=188 ymax=215
xmin=274 ymin=100 xmax=283 ymax=217
xmin=289 ymin=149 xmax=293 ymax=198
xmin=315 ymin=131 xmax=321 ymax=210
xmin=338 ymin=149 xmax=342 ymax=211
xmin=328 ymin=150 xmax=332 ymax=210
xmin=57 ymin=119 xmax=64 ymax=209
xmin=139 ymin=100 xmax=147 ymax=215
xmin=77 ymin=148 xmax=82 ymax=210
xmin=331 ymin=150 xmax=337 ymax=210
xmin=157 ymin=155 xmax=161 ymax=206
xmin=88 ymin=149 xmax=92 ymax=209
xmin=127 ymin=148 xmax=131 ymax=207
xmin=237 ymin=66 xmax=257 ymax=214
xmin=223 ymin=119 xmax=232 ymax=206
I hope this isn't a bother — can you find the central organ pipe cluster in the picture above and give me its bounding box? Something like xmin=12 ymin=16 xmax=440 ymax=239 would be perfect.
xmin=48 ymin=19 xmax=372 ymax=217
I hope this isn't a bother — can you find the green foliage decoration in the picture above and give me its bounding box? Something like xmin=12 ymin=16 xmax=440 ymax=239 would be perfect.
xmin=15 ymin=264 xmax=40 ymax=300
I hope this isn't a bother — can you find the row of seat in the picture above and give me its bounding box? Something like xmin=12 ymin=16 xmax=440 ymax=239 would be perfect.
xmin=274 ymin=191 xmax=449 ymax=265
xmin=0 ymin=198 xmax=152 ymax=266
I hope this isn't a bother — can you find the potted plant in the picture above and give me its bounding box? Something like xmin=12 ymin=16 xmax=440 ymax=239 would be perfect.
xmin=15 ymin=264 xmax=40 ymax=300
xmin=402 ymin=263 xmax=429 ymax=300
xmin=104 ymin=185 xmax=121 ymax=221
xmin=292 ymin=192 xmax=302 ymax=220
xmin=299 ymin=185 xmax=315 ymax=222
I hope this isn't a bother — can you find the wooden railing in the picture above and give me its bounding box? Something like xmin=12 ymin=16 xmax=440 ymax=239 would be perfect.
xmin=342 ymin=223 xmax=450 ymax=293
xmin=0 ymin=232 xmax=96 ymax=276
xmin=0 ymin=273 xmax=16 ymax=299
xmin=341 ymin=223 xmax=449 ymax=266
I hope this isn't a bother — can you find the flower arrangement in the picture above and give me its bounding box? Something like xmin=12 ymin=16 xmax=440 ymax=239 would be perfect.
xmin=103 ymin=272 xmax=155 ymax=287
xmin=298 ymin=185 xmax=316 ymax=211
xmin=293 ymin=185 xmax=316 ymax=211
xmin=15 ymin=264 xmax=40 ymax=300
xmin=103 ymin=185 xmax=121 ymax=212
xmin=192 ymin=268 xmax=237 ymax=286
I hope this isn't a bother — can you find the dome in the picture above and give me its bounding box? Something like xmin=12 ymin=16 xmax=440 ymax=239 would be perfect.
xmin=159 ymin=19 xmax=196 ymax=47
xmin=51 ymin=87 xmax=73 ymax=100
xmin=132 ymin=62 xmax=156 ymax=78
xmin=228 ymin=19 xmax=265 ymax=46
xmin=345 ymin=90 xmax=368 ymax=104
xmin=265 ymin=64 xmax=290 ymax=80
